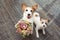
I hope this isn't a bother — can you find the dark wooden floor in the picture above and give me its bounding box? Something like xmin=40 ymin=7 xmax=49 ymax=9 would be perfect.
xmin=0 ymin=0 xmax=60 ymax=40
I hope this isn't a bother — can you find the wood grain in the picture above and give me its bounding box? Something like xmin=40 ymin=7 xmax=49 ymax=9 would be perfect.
xmin=0 ymin=0 xmax=60 ymax=40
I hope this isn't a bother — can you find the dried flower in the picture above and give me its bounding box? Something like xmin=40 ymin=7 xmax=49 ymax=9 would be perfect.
xmin=15 ymin=20 xmax=32 ymax=38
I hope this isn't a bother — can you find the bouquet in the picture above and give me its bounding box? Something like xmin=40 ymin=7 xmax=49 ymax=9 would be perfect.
xmin=15 ymin=20 xmax=32 ymax=38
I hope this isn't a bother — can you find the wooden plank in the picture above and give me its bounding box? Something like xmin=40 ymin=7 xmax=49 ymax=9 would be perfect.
xmin=0 ymin=0 xmax=60 ymax=40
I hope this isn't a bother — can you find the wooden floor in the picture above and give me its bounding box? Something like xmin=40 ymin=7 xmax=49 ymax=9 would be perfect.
xmin=0 ymin=0 xmax=60 ymax=40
